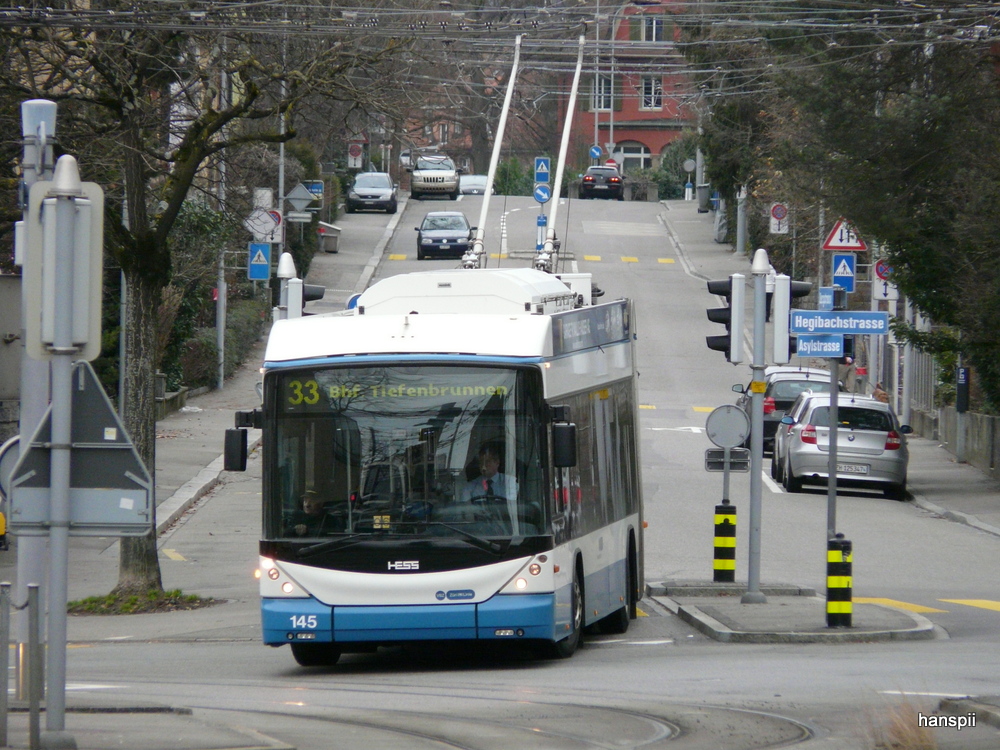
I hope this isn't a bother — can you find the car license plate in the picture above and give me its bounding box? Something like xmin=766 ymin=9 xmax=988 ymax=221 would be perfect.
xmin=837 ymin=463 xmax=869 ymax=475
xmin=440 ymin=244 xmax=450 ymax=249
xmin=595 ymin=185 xmax=607 ymax=189
xmin=363 ymin=200 xmax=374 ymax=205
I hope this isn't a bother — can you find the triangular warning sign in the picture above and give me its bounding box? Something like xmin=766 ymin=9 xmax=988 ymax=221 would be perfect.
xmin=833 ymin=259 xmax=854 ymax=277
xmin=251 ymin=249 xmax=269 ymax=265
xmin=537 ymin=162 xmax=549 ymax=173
xmin=822 ymin=219 xmax=868 ymax=251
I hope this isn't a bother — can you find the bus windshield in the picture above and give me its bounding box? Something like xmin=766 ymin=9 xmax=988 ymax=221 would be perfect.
xmin=265 ymin=365 xmax=546 ymax=542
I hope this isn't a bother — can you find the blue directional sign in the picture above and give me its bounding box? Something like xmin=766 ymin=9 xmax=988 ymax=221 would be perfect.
xmin=796 ymin=334 xmax=844 ymax=358
xmin=533 ymin=183 xmax=552 ymax=204
xmin=789 ymin=310 xmax=889 ymax=335
xmin=832 ymin=252 xmax=856 ymax=293
xmin=248 ymin=242 xmax=271 ymax=281
xmin=535 ymin=156 xmax=551 ymax=184
xmin=589 ymin=145 xmax=602 ymax=160
xmin=818 ymin=287 xmax=835 ymax=311
xmin=536 ymin=214 xmax=548 ymax=227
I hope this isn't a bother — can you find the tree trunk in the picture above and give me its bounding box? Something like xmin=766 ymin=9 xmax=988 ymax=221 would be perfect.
xmin=114 ymin=266 xmax=164 ymax=596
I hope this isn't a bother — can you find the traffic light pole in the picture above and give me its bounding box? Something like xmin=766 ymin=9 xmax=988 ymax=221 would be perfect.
xmin=743 ymin=248 xmax=772 ymax=604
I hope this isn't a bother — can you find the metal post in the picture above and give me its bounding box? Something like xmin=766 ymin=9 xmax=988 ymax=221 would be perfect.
xmin=827 ymin=362 xmax=839 ymax=539
xmin=41 ymin=157 xmax=79 ymax=750
xmin=28 ymin=583 xmax=41 ymax=750
xmin=593 ymin=0 xmax=600 ymax=155
xmin=17 ymin=100 xmax=55 ymax=702
xmin=743 ymin=248 xmax=770 ymax=604
xmin=0 ymin=582 xmax=10 ymax=746
xmin=735 ymin=186 xmax=747 ymax=258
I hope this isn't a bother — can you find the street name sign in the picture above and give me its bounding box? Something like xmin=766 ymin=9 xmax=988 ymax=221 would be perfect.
xmin=789 ymin=310 xmax=889 ymax=335
xmin=8 ymin=360 xmax=153 ymax=536
xmin=796 ymin=334 xmax=845 ymax=358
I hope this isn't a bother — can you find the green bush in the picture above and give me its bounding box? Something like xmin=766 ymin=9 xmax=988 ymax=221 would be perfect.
xmin=180 ymin=296 xmax=269 ymax=389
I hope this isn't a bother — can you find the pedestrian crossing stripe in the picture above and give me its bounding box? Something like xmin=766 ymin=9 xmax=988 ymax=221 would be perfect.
xmin=939 ymin=599 xmax=1000 ymax=612
xmin=250 ymin=249 xmax=268 ymax=265
xmin=834 ymin=259 xmax=854 ymax=277
xmin=854 ymin=597 xmax=946 ymax=613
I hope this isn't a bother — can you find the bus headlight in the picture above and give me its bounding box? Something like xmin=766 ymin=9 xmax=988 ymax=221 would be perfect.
xmin=529 ymin=563 xmax=541 ymax=576
xmin=515 ymin=578 xmax=527 ymax=590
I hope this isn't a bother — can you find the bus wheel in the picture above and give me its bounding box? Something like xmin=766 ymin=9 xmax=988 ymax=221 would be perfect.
xmin=547 ymin=570 xmax=583 ymax=659
xmin=290 ymin=642 xmax=342 ymax=667
xmin=600 ymin=559 xmax=634 ymax=635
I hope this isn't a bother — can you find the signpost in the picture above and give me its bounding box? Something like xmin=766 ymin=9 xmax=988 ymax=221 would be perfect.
xmin=769 ymin=203 xmax=789 ymax=234
xmin=789 ymin=310 xmax=889 ymax=335
xmin=873 ymin=258 xmax=898 ymax=300
xmin=822 ymin=218 xmax=868 ymax=251
xmin=248 ymin=242 xmax=271 ymax=281
xmin=832 ymin=253 xmax=856 ymax=293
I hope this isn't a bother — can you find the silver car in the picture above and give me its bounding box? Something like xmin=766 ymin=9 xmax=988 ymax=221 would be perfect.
xmin=778 ymin=393 xmax=912 ymax=500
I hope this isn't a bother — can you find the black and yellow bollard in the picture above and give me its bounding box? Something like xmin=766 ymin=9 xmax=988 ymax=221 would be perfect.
xmin=713 ymin=501 xmax=737 ymax=583
xmin=826 ymin=534 xmax=852 ymax=627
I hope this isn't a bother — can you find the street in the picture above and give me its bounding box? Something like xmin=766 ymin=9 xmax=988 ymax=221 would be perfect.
xmin=13 ymin=195 xmax=1000 ymax=749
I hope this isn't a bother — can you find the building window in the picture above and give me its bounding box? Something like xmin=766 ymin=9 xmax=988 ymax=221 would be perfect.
xmin=438 ymin=122 xmax=449 ymax=142
xmin=593 ymin=75 xmax=612 ymax=111
xmin=640 ymin=77 xmax=662 ymax=110
xmin=617 ymin=142 xmax=652 ymax=173
xmin=642 ymin=17 xmax=664 ymax=42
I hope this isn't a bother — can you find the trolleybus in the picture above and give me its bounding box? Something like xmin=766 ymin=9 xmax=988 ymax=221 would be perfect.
xmin=226 ymin=267 xmax=644 ymax=666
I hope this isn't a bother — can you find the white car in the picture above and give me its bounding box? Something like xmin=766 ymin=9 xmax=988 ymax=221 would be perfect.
xmin=777 ymin=393 xmax=912 ymax=500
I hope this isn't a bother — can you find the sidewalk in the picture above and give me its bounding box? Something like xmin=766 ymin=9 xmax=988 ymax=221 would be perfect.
xmin=3 ymin=198 xmax=1000 ymax=747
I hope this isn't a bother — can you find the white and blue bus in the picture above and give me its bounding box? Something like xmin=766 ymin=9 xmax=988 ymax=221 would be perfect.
xmin=226 ymin=267 xmax=644 ymax=666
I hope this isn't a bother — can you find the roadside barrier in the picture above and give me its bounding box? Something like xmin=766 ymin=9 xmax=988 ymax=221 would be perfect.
xmin=826 ymin=535 xmax=853 ymax=627
xmin=713 ymin=501 xmax=737 ymax=583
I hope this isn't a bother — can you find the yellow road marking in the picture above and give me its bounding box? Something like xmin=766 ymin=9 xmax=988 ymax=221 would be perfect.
xmin=489 ymin=253 xmax=508 ymax=259
xmin=854 ymin=597 xmax=947 ymax=613
xmin=693 ymin=406 xmax=715 ymax=413
xmin=636 ymin=607 xmax=649 ymax=618
xmin=583 ymin=255 xmax=602 ymax=261
xmin=621 ymin=257 xmax=639 ymax=263
xmin=657 ymin=258 xmax=675 ymax=264
xmin=639 ymin=404 xmax=656 ymax=410
xmin=939 ymin=599 xmax=1000 ymax=612
xmin=162 ymin=549 xmax=187 ymax=561
xmin=388 ymin=254 xmax=407 ymax=261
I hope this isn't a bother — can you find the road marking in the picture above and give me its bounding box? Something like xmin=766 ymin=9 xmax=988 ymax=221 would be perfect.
xmin=880 ymin=691 xmax=972 ymax=698
xmin=583 ymin=255 xmax=602 ymax=261
xmin=639 ymin=404 xmax=656 ymax=409
xmin=762 ymin=472 xmax=782 ymax=493
xmin=621 ymin=257 xmax=639 ymax=263
xmin=939 ymin=599 xmax=1000 ymax=612
xmin=162 ymin=548 xmax=187 ymax=561
xmin=855 ymin=597 xmax=947 ymax=613
xmin=657 ymin=258 xmax=675 ymax=264
xmin=648 ymin=426 xmax=704 ymax=433
xmin=388 ymin=254 xmax=407 ymax=260
xmin=693 ymin=406 xmax=715 ymax=413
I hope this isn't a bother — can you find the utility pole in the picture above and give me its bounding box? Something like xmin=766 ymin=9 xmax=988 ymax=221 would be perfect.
xmin=15 ymin=99 xmax=56 ymax=702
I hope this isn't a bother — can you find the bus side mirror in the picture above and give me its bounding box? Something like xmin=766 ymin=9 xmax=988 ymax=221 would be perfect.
xmin=224 ymin=428 xmax=248 ymax=472
xmin=552 ymin=423 xmax=577 ymax=468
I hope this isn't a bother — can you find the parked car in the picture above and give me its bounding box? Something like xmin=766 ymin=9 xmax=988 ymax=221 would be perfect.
xmin=409 ymin=154 xmax=461 ymax=200
xmin=777 ymin=393 xmax=912 ymax=500
xmin=345 ymin=172 xmax=397 ymax=214
xmin=580 ymin=165 xmax=624 ymax=200
xmin=734 ymin=366 xmax=842 ymax=453
xmin=459 ymin=174 xmax=494 ymax=195
xmin=415 ymin=211 xmax=475 ymax=260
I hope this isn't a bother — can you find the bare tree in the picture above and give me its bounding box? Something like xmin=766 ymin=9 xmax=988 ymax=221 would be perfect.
xmin=0 ymin=2 xmax=414 ymax=595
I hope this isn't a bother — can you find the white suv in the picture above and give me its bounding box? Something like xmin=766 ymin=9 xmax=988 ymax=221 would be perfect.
xmin=409 ymin=154 xmax=460 ymax=200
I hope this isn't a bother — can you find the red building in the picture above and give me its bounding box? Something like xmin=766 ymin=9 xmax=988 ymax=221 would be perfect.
xmin=565 ymin=0 xmax=696 ymax=174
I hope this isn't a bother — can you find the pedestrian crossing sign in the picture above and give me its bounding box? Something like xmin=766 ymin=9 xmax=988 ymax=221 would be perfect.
xmin=248 ymin=242 xmax=271 ymax=281
xmin=832 ymin=252 xmax=856 ymax=293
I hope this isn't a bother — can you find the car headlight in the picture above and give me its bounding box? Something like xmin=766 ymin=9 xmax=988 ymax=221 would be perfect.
xmin=421 ymin=238 xmax=433 ymax=245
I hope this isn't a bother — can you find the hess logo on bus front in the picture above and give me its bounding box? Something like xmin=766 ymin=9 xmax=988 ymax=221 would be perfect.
xmin=387 ymin=560 xmax=419 ymax=570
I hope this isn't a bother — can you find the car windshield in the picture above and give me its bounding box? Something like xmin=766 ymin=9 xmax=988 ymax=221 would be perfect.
xmin=770 ymin=380 xmax=833 ymax=400
xmin=810 ymin=406 xmax=893 ymax=431
xmin=588 ymin=168 xmax=618 ymax=177
xmin=423 ymin=215 xmax=468 ymax=231
xmin=354 ymin=174 xmax=391 ymax=188
xmin=462 ymin=176 xmax=487 ymax=187
xmin=416 ymin=157 xmax=455 ymax=171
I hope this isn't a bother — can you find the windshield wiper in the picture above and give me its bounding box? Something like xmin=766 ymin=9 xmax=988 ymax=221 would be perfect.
xmin=298 ymin=533 xmax=366 ymax=558
xmin=423 ymin=521 xmax=505 ymax=554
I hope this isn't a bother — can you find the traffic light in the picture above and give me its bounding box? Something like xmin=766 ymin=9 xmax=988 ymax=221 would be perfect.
xmin=773 ymin=274 xmax=812 ymax=363
xmin=706 ymin=273 xmax=745 ymax=364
